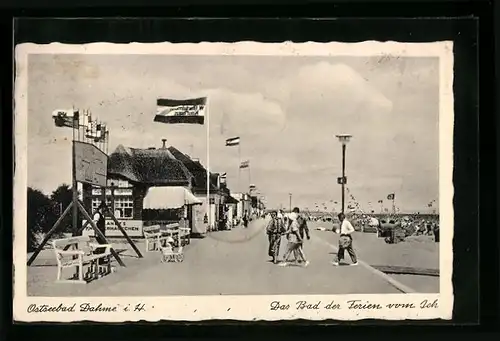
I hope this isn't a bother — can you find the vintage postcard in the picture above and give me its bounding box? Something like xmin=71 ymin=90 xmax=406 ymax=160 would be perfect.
xmin=14 ymin=41 xmax=454 ymax=322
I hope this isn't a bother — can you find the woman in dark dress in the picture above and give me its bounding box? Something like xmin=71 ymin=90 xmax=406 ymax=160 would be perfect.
xmin=243 ymin=210 xmax=249 ymax=228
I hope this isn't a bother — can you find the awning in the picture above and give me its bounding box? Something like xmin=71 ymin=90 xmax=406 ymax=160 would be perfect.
xmin=143 ymin=186 xmax=202 ymax=210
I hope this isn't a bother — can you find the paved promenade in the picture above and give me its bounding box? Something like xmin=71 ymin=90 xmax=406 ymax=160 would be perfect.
xmin=27 ymin=217 xmax=439 ymax=296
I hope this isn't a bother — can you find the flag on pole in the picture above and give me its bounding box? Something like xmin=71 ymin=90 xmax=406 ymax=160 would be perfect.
xmin=95 ymin=123 xmax=108 ymax=142
xmin=85 ymin=120 xmax=98 ymax=139
xmin=81 ymin=110 xmax=90 ymax=127
xmin=154 ymin=97 xmax=207 ymax=124
xmin=239 ymin=160 xmax=250 ymax=169
xmin=77 ymin=110 xmax=85 ymax=127
xmin=220 ymin=172 xmax=227 ymax=183
xmin=72 ymin=110 xmax=79 ymax=128
xmin=387 ymin=193 xmax=395 ymax=200
xmin=104 ymin=128 xmax=110 ymax=143
xmin=225 ymin=137 xmax=240 ymax=146
xmin=96 ymin=123 xmax=102 ymax=139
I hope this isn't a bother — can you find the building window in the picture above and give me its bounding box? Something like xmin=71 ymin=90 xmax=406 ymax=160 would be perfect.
xmin=92 ymin=197 xmax=133 ymax=219
xmin=114 ymin=197 xmax=134 ymax=219
xmin=91 ymin=198 xmax=111 ymax=214
xmin=107 ymin=178 xmax=130 ymax=188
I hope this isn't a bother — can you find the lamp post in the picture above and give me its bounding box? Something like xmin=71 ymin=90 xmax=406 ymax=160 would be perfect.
xmin=289 ymin=193 xmax=292 ymax=213
xmin=336 ymin=134 xmax=352 ymax=214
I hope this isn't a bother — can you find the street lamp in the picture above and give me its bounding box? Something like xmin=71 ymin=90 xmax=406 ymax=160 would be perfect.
xmin=336 ymin=134 xmax=352 ymax=214
xmin=289 ymin=193 xmax=292 ymax=213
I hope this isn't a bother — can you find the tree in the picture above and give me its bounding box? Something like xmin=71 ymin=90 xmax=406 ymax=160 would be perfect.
xmin=27 ymin=187 xmax=57 ymax=252
xmin=51 ymin=184 xmax=73 ymax=233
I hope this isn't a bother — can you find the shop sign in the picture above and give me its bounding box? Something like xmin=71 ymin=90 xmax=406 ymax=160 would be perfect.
xmin=92 ymin=188 xmax=133 ymax=196
xmin=81 ymin=219 xmax=143 ymax=237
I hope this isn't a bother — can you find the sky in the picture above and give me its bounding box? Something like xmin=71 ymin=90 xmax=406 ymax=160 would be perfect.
xmin=26 ymin=53 xmax=439 ymax=213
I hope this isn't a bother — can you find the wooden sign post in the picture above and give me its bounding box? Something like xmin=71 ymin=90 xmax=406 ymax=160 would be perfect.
xmin=28 ymin=111 xmax=142 ymax=269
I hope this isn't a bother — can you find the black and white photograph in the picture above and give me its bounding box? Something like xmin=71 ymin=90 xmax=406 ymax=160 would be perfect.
xmin=14 ymin=41 xmax=454 ymax=321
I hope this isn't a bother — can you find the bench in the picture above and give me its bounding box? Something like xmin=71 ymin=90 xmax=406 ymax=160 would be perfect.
xmin=162 ymin=223 xmax=191 ymax=247
xmin=52 ymin=236 xmax=112 ymax=284
xmin=177 ymin=227 xmax=191 ymax=246
xmin=143 ymin=225 xmax=170 ymax=252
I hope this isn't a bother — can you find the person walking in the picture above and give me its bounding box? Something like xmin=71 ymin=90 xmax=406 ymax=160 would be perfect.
xmin=332 ymin=213 xmax=358 ymax=266
xmin=280 ymin=209 xmax=309 ymax=267
xmin=292 ymin=207 xmax=310 ymax=264
xmin=433 ymin=222 xmax=440 ymax=243
xmin=266 ymin=211 xmax=282 ymax=263
xmin=297 ymin=208 xmax=310 ymax=243
xmin=243 ymin=210 xmax=249 ymax=228
xmin=92 ymin=202 xmax=109 ymax=272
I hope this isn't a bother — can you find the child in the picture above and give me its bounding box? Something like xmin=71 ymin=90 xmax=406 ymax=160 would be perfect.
xmin=161 ymin=237 xmax=176 ymax=262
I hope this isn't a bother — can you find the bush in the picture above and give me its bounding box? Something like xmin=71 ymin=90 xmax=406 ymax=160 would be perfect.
xmin=27 ymin=186 xmax=73 ymax=252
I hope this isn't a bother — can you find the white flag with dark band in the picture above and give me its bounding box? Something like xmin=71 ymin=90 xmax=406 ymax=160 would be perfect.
xmin=52 ymin=109 xmax=78 ymax=128
xmin=155 ymin=97 xmax=207 ymax=124
xmin=225 ymin=137 xmax=240 ymax=146
xmin=85 ymin=120 xmax=98 ymax=139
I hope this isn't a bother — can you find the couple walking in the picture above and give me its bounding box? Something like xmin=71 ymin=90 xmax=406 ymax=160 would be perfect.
xmin=266 ymin=207 xmax=310 ymax=267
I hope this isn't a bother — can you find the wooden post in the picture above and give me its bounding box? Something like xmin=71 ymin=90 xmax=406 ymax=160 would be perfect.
xmin=71 ymin=138 xmax=81 ymax=279
xmin=72 ymin=140 xmax=78 ymax=237
xmin=105 ymin=206 xmax=144 ymax=258
xmin=341 ymin=143 xmax=346 ymax=214
xmin=110 ymin=184 xmax=116 ymax=218
xmin=77 ymin=193 xmax=143 ymax=258
xmin=77 ymin=200 xmax=126 ymax=267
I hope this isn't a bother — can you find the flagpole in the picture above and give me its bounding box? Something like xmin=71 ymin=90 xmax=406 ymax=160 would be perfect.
xmin=100 ymin=123 xmax=104 ymax=151
xmin=248 ymin=165 xmax=251 ymax=190
xmin=81 ymin=113 xmax=86 ymax=143
xmin=104 ymin=130 xmax=107 ymax=154
xmin=77 ymin=109 xmax=81 ymax=141
xmin=71 ymin=108 xmax=78 ymax=238
xmin=83 ymin=110 xmax=87 ymax=143
xmin=238 ymin=143 xmax=241 ymax=193
xmin=100 ymin=123 xmax=104 ymax=152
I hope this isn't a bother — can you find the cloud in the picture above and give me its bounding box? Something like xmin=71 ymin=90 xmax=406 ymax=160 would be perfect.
xmin=206 ymin=88 xmax=286 ymax=138
xmin=25 ymin=54 xmax=439 ymax=212
xmin=283 ymin=62 xmax=394 ymax=120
